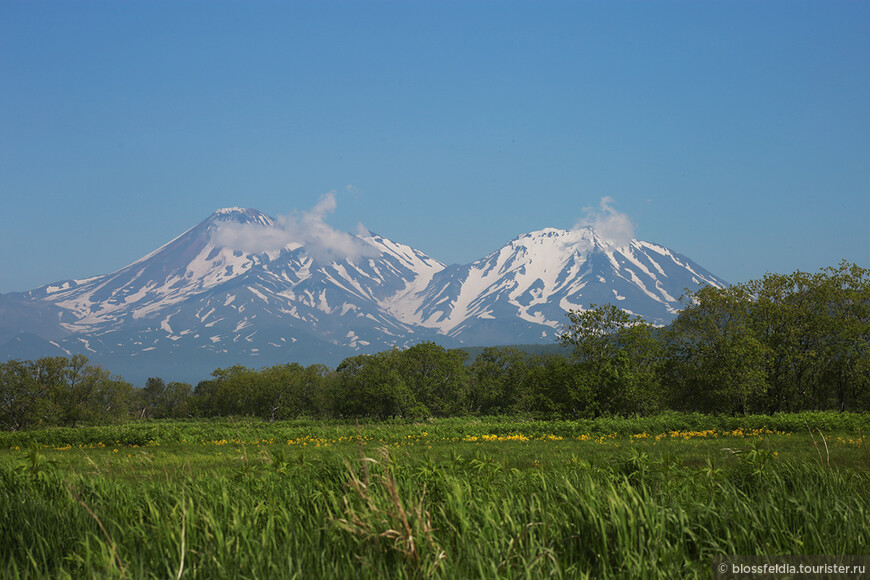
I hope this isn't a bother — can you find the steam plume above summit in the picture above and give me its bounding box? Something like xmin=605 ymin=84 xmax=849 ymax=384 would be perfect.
xmin=211 ymin=192 xmax=379 ymax=262
xmin=574 ymin=197 xmax=635 ymax=247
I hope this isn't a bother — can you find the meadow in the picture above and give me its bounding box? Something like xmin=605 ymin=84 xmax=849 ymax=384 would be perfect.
xmin=1 ymin=412 xmax=869 ymax=579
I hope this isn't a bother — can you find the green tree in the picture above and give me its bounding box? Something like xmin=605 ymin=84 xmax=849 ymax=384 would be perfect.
xmin=199 ymin=365 xmax=259 ymax=417
xmin=254 ymin=363 xmax=330 ymax=420
xmin=665 ymin=285 xmax=769 ymax=414
xmin=192 ymin=378 xmax=220 ymax=417
xmin=559 ymin=304 xmax=662 ymax=416
xmin=0 ymin=359 xmax=53 ymax=430
xmin=141 ymin=377 xmax=167 ymax=418
xmin=746 ymin=271 xmax=830 ymax=410
xmin=398 ymin=342 xmax=469 ymax=417
xmin=334 ymin=351 xmax=415 ymax=419
xmin=809 ymin=262 xmax=870 ymax=411
xmin=91 ymin=376 xmax=136 ymax=423
xmin=468 ymin=347 xmax=530 ymax=415
xmin=46 ymin=355 xmax=134 ymax=426
xmin=142 ymin=378 xmax=192 ymax=419
xmin=744 ymin=263 xmax=870 ymax=411
xmin=522 ymin=354 xmax=591 ymax=418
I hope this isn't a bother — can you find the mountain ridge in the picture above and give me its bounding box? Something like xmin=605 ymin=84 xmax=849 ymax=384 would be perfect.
xmin=0 ymin=208 xmax=726 ymax=384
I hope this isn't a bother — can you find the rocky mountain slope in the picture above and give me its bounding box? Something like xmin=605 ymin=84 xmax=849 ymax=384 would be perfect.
xmin=0 ymin=208 xmax=725 ymax=383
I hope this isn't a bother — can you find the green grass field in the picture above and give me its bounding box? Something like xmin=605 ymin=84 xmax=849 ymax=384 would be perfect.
xmin=1 ymin=412 xmax=869 ymax=578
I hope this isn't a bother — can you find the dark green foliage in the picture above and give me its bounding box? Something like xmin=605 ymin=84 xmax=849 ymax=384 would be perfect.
xmin=665 ymin=261 xmax=870 ymax=414
xmin=332 ymin=343 xmax=470 ymax=419
xmin=142 ymin=377 xmax=194 ymax=419
xmin=460 ymin=342 xmax=570 ymax=362
xmin=468 ymin=347 xmax=530 ymax=415
xmin=396 ymin=342 xmax=469 ymax=417
xmin=0 ymin=355 xmax=134 ymax=430
xmin=559 ymin=304 xmax=663 ymax=417
xmin=193 ymin=362 xmax=332 ymax=420
xmin=664 ymin=285 xmax=770 ymax=414
xmin=745 ymin=262 xmax=870 ymax=412
xmin=334 ymin=351 xmax=414 ymax=419
xmin=522 ymin=354 xmax=591 ymax=418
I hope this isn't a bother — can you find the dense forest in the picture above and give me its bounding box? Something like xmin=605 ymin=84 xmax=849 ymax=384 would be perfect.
xmin=1 ymin=262 xmax=868 ymax=430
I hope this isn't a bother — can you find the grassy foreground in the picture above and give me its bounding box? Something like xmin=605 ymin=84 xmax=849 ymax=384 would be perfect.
xmin=1 ymin=413 xmax=869 ymax=579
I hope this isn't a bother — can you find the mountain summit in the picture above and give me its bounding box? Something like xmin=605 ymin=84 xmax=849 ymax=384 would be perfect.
xmin=390 ymin=226 xmax=723 ymax=345
xmin=0 ymin=209 xmax=725 ymax=383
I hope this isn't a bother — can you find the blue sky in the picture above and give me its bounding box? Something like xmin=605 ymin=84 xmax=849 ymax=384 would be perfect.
xmin=2 ymin=1 xmax=868 ymax=293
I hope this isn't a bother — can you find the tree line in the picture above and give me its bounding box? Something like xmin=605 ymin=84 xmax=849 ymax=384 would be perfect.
xmin=1 ymin=262 xmax=867 ymax=430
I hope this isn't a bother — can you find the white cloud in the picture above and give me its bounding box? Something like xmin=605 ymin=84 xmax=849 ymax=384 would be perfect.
xmin=211 ymin=192 xmax=380 ymax=263
xmin=574 ymin=197 xmax=636 ymax=247
xmin=355 ymin=222 xmax=372 ymax=238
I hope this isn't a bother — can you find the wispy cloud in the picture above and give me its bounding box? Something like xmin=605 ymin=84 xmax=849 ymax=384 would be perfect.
xmin=574 ymin=197 xmax=635 ymax=246
xmin=211 ymin=191 xmax=380 ymax=263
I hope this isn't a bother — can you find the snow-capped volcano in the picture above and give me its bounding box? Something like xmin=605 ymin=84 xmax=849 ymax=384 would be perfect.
xmin=405 ymin=227 xmax=724 ymax=344
xmin=0 ymin=209 xmax=725 ymax=383
xmin=28 ymin=208 xmax=279 ymax=333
